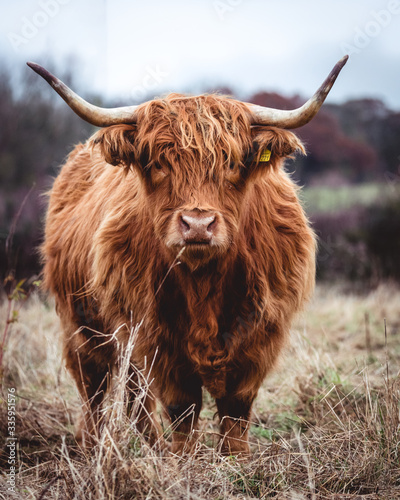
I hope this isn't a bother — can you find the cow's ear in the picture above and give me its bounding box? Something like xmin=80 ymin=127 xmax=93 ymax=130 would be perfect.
xmin=90 ymin=125 xmax=137 ymax=168
xmin=250 ymin=127 xmax=305 ymax=168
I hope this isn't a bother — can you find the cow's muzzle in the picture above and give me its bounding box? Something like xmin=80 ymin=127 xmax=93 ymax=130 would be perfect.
xmin=179 ymin=211 xmax=217 ymax=245
xmin=164 ymin=209 xmax=229 ymax=265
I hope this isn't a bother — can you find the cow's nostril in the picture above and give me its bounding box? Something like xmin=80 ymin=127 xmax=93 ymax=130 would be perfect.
xmin=180 ymin=215 xmax=191 ymax=233
xmin=207 ymin=216 xmax=217 ymax=233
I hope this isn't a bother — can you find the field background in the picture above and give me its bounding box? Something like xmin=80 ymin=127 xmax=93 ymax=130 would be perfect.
xmin=0 ymin=283 xmax=399 ymax=499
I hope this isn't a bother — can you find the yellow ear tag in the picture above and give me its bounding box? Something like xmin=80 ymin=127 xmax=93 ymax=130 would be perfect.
xmin=259 ymin=149 xmax=271 ymax=162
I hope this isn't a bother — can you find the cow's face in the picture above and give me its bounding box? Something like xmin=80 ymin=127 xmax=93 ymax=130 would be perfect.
xmin=93 ymin=95 xmax=304 ymax=268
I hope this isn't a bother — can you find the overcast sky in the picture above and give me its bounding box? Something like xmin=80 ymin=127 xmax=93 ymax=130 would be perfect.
xmin=1 ymin=0 xmax=399 ymax=108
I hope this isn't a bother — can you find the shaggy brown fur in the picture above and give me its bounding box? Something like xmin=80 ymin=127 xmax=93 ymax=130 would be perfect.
xmin=42 ymin=93 xmax=316 ymax=455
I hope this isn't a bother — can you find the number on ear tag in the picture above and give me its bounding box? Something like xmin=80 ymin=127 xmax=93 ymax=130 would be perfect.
xmin=259 ymin=149 xmax=271 ymax=162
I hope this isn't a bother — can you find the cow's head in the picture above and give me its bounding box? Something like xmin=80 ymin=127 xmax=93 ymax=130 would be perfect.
xmin=89 ymin=96 xmax=307 ymax=267
xmin=27 ymin=57 xmax=348 ymax=268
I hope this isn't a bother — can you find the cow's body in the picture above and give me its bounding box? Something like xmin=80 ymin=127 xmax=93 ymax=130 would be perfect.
xmin=42 ymin=94 xmax=316 ymax=454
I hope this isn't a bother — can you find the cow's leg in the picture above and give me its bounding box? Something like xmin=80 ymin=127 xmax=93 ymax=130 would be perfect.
xmin=126 ymin=366 xmax=164 ymax=447
xmin=216 ymin=392 xmax=256 ymax=456
xmin=63 ymin=328 xmax=114 ymax=448
xmin=161 ymin=376 xmax=203 ymax=454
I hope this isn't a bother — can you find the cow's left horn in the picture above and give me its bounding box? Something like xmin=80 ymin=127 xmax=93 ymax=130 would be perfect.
xmin=27 ymin=62 xmax=139 ymax=127
xmin=249 ymin=55 xmax=349 ymax=129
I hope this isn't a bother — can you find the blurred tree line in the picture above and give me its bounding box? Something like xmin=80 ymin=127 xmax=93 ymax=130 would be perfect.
xmin=1 ymin=63 xmax=400 ymax=284
xmin=0 ymin=62 xmax=94 ymax=280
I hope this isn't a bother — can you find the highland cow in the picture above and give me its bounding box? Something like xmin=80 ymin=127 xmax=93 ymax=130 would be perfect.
xmin=28 ymin=56 xmax=347 ymax=455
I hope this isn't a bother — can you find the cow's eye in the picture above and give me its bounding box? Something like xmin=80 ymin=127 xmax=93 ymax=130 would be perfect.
xmin=151 ymin=163 xmax=169 ymax=184
xmin=152 ymin=163 xmax=168 ymax=173
xmin=226 ymin=162 xmax=240 ymax=183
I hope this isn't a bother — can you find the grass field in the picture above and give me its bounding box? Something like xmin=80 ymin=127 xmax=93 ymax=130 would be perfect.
xmin=301 ymin=183 xmax=386 ymax=214
xmin=0 ymin=284 xmax=399 ymax=499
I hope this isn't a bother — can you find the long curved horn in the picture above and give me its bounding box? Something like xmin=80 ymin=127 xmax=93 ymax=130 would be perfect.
xmin=27 ymin=62 xmax=139 ymax=127
xmin=249 ymin=55 xmax=349 ymax=129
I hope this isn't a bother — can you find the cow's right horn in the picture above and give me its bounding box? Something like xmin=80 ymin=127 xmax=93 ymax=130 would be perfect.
xmin=27 ymin=62 xmax=139 ymax=127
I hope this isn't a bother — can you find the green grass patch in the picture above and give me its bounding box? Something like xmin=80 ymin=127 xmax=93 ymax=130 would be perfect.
xmin=302 ymin=182 xmax=384 ymax=214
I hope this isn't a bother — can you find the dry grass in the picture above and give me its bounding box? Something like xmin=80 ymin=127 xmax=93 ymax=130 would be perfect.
xmin=0 ymin=284 xmax=399 ymax=499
